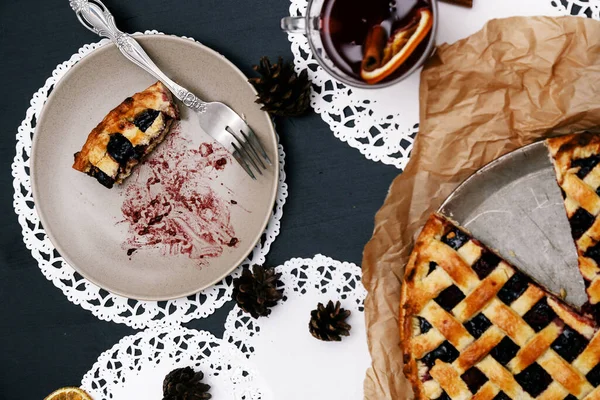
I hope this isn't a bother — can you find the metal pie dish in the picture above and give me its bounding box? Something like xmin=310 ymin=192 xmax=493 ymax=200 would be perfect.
xmin=439 ymin=141 xmax=587 ymax=307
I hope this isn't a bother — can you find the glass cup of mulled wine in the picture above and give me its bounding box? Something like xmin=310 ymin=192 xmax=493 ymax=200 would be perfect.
xmin=281 ymin=0 xmax=438 ymax=88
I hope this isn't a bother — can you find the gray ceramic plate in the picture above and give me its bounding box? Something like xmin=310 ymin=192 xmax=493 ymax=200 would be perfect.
xmin=31 ymin=35 xmax=279 ymax=300
xmin=439 ymin=141 xmax=587 ymax=308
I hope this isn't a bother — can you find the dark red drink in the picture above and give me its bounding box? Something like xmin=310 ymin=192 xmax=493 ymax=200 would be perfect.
xmin=320 ymin=0 xmax=433 ymax=84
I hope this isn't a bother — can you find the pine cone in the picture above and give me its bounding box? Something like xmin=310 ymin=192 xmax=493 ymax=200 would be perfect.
xmin=233 ymin=265 xmax=284 ymax=318
xmin=163 ymin=367 xmax=211 ymax=400
xmin=249 ymin=56 xmax=311 ymax=117
xmin=309 ymin=300 xmax=351 ymax=342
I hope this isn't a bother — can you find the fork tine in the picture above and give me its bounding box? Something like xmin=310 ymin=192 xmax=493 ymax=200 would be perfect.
xmin=231 ymin=143 xmax=256 ymax=180
xmin=238 ymin=129 xmax=266 ymax=169
xmin=244 ymin=126 xmax=272 ymax=166
xmin=227 ymin=127 xmax=263 ymax=176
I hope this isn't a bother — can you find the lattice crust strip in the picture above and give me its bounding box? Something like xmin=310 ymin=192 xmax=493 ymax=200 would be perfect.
xmin=400 ymin=213 xmax=600 ymax=400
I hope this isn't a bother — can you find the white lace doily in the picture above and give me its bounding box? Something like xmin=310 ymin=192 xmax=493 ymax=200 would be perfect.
xmin=223 ymin=254 xmax=370 ymax=400
xmin=287 ymin=0 xmax=571 ymax=169
xmin=81 ymin=325 xmax=265 ymax=399
xmin=79 ymin=255 xmax=369 ymax=399
xmin=12 ymin=31 xmax=288 ymax=329
xmin=552 ymin=0 xmax=600 ymax=18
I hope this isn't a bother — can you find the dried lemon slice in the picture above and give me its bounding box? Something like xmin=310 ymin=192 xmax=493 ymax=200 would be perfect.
xmin=44 ymin=387 xmax=93 ymax=400
xmin=360 ymin=8 xmax=433 ymax=85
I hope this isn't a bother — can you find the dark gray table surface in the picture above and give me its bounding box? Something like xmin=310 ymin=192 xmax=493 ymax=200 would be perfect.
xmin=0 ymin=1 xmax=399 ymax=398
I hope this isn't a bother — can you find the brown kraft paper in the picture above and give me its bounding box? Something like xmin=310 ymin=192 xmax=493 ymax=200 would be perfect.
xmin=362 ymin=16 xmax=600 ymax=399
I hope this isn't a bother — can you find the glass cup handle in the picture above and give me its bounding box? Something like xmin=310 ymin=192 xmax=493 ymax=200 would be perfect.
xmin=280 ymin=17 xmax=307 ymax=33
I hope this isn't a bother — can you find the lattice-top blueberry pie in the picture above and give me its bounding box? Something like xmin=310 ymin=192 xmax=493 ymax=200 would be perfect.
xmin=400 ymin=213 xmax=600 ymax=400
xmin=72 ymin=81 xmax=179 ymax=188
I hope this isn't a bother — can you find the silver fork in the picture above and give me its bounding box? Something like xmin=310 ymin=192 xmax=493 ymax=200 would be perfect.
xmin=69 ymin=0 xmax=271 ymax=179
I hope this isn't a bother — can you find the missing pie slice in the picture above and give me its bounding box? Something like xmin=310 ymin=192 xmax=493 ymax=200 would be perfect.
xmin=400 ymin=213 xmax=600 ymax=399
xmin=72 ymin=81 xmax=179 ymax=188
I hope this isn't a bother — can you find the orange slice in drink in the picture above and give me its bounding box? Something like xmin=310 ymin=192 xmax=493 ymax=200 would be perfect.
xmin=44 ymin=387 xmax=93 ymax=400
xmin=360 ymin=7 xmax=433 ymax=85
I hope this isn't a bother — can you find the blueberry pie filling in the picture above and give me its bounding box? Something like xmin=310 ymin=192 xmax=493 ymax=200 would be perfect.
xmin=106 ymin=133 xmax=135 ymax=166
xmin=86 ymin=166 xmax=115 ymax=189
xmin=133 ymin=109 xmax=161 ymax=132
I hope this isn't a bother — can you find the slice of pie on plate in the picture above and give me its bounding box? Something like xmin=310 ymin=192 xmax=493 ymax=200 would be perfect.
xmin=72 ymin=81 xmax=179 ymax=188
xmin=400 ymin=213 xmax=600 ymax=400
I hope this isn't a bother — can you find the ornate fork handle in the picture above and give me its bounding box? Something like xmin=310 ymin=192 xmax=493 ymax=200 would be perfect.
xmin=70 ymin=0 xmax=206 ymax=113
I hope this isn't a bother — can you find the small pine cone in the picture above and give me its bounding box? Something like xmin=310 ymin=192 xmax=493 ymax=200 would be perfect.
xmin=309 ymin=300 xmax=351 ymax=342
xmin=248 ymin=56 xmax=311 ymax=117
xmin=163 ymin=367 xmax=212 ymax=400
xmin=233 ymin=265 xmax=284 ymax=319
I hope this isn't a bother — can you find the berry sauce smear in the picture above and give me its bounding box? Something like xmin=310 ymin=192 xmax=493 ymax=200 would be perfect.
xmin=120 ymin=122 xmax=240 ymax=265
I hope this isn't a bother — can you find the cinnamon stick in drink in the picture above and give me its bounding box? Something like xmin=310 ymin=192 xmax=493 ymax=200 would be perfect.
xmin=361 ymin=25 xmax=387 ymax=72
